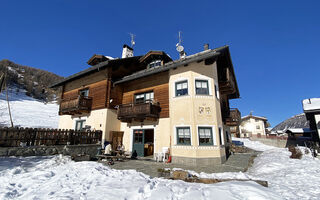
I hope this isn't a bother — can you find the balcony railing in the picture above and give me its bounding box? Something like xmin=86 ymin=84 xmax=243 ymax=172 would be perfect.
xmin=59 ymin=95 xmax=92 ymax=115
xmin=117 ymin=102 xmax=161 ymax=122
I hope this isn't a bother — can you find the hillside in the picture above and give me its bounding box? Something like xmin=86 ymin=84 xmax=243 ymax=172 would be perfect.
xmin=271 ymin=113 xmax=309 ymax=131
xmin=0 ymin=88 xmax=59 ymax=128
xmin=0 ymin=59 xmax=63 ymax=102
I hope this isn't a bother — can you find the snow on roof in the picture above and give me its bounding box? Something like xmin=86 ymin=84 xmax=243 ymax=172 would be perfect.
xmin=241 ymin=115 xmax=267 ymax=121
xmin=285 ymin=128 xmax=313 ymax=133
xmin=303 ymin=98 xmax=320 ymax=112
xmin=105 ymin=56 xmax=115 ymax=60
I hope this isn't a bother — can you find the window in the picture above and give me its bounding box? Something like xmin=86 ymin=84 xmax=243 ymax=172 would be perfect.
xmin=134 ymin=91 xmax=154 ymax=104
xmin=255 ymin=119 xmax=259 ymax=122
xmin=79 ymin=88 xmax=89 ymax=97
xmin=75 ymin=120 xmax=86 ymax=131
xmin=134 ymin=130 xmax=143 ymax=143
xmin=195 ymin=80 xmax=209 ymax=95
xmin=148 ymin=60 xmax=162 ymax=68
xmin=175 ymin=81 xmax=188 ymax=96
xmin=214 ymin=84 xmax=219 ymax=99
xmin=198 ymin=127 xmax=213 ymax=145
xmin=176 ymin=127 xmax=191 ymax=145
xmin=256 ymin=125 xmax=260 ymax=129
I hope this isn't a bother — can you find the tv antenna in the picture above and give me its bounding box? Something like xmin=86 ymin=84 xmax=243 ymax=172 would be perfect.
xmin=129 ymin=33 xmax=136 ymax=48
xmin=176 ymin=31 xmax=186 ymax=58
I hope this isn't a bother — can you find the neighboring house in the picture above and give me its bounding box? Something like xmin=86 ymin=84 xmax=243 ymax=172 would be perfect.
xmin=51 ymin=44 xmax=240 ymax=165
xmin=302 ymin=98 xmax=320 ymax=143
xmin=239 ymin=114 xmax=269 ymax=138
xmin=225 ymin=108 xmax=241 ymax=137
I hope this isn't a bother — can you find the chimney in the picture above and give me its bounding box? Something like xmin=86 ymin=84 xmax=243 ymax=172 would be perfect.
xmin=204 ymin=44 xmax=209 ymax=50
xmin=122 ymin=44 xmax=134 ymax=58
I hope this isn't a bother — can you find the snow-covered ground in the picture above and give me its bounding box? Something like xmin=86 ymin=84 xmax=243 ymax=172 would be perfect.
xmin=0 ymin=155 xmax=280 ymax=200
xmin=0 ymin=89 xmax=59 ymax=128
xmin=0 ymin=139 xmax=319 ymax=199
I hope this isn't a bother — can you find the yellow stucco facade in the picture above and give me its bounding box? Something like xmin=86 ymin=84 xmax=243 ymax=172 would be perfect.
xmin=168 ymin=60 xmax=227 ymax=163
xmin=58 ymin=108 xmax=120 ymax=142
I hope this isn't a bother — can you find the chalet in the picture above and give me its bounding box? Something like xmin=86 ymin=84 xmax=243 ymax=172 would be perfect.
xmin=302 ymin=98 xmax=320 ymax=143
xmin=239 ymin=114 xmax=269 ymax=138
xmin=51 ymin=44 xmax=240 ymax=165
xmin=226 ymin=108 xmax=241 ymax=137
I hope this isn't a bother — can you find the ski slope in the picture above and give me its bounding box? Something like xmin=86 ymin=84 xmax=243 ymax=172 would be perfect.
xmin=0 ymin=89 xmax=59 ymax=128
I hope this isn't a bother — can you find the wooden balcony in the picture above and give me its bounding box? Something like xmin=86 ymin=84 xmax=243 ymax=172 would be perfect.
xmin=117 ymin=102 xmax=161 ymax=122
xmin=225 ymin=108 xmax=241 ymax=126
xmin=59 ymin=96 xmax=92 ymax=115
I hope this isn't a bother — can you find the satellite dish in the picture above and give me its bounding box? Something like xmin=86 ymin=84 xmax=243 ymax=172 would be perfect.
xmin=176 ymin=45 xmax=184 ymax=52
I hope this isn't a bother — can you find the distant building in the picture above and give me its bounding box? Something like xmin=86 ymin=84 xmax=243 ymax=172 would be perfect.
xmin=225 ymin=108 xmax=241 ymax=137
xmin=239 ymin=114 xmax=269 ymax=138
xmin=302 ymin=98 xmax=320 ymax=143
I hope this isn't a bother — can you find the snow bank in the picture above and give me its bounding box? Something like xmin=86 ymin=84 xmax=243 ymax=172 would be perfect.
xmin=0 ymin=156 xmax=280 ymax=200
xmin=232 ymin=137 xmax=276 ymax=151
xmin=0 ymin=89 xmax=58 ymax=128
xmin=195 ymin=139 xmax=320 ymax=200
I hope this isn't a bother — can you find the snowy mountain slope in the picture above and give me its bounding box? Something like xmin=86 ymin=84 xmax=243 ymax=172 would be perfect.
xmin=0 ymin=59 xmax=63 ymax=102
xmin=0 ymin=88 xmax=59 ymax=128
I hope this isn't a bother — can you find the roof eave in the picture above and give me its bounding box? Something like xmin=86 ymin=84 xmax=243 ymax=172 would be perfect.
xmin=114 ymin=50 xmax=221 ymax=85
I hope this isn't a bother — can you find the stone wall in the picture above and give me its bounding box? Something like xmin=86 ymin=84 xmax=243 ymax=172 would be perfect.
xmin=250 ymin=137 xmax=299 ymax=148
xmin=0 ymin=144 xmax=101 ymax=157
xmin=171 ymin=156 xmax=226 ymax=166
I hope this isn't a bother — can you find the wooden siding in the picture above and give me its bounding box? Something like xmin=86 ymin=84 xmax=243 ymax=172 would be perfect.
xmin=62 ymin=80 xmax=108 ymax=110
xmin=121 ymin=72 xmax=169 ymax=118
xmin=64 ymin=68 xmax=108 ymax=92
xmin=109 ymin=84 xmax=123 ymax=109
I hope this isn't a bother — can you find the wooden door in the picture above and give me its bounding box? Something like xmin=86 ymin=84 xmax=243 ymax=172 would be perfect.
xmin=110 ymin=131 xmax=124 ymax=150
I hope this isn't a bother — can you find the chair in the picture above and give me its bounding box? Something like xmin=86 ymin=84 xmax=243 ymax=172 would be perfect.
xmin=156 ymin=147 xmax=169 ymax=162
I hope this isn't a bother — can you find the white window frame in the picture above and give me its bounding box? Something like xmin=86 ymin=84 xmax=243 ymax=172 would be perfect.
xmin=194 ymin=77 xmax=212 ymax=96
xmin=174 ymin=125 xmax=193 ymax=146
xmin=173 ymin=78 xmax=189 ymax=98
xmin=214 ymin=81 xmax=220 ymax=99
xmin=196 ymin=125 xmax=216 ymax=146
xmin=218 ymin=126 xmax=224 ymax=145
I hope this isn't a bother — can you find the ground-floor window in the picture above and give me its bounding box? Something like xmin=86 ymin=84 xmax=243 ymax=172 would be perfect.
xmin=75 ymin=120 xmax=86 ymax=131
xmin=198 ymin=127 xmax=213 ymax=145
xmin=176 ymin=127 xmax=191 ymax=145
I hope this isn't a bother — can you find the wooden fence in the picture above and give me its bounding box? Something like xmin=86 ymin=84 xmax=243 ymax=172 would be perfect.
xmin=0 ymin=127 xmax=102 ymax=147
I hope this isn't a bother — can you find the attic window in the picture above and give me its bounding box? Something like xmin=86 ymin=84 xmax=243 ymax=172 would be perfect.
xmin=79 ymin=88 xmax=89 ymax=97
xmin=148 ymin=60 xmax=162 ymax=68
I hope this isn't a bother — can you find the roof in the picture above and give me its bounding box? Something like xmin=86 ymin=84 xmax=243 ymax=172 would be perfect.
xmin=285 ymin=128 xmax=314 ymax=134
xmin=114 ymin=45 xmax=240 ymax=99
xmin=242 ymin=115 xmax=268 ymax=121
xmin=139 ymin=51 xmax=172 ymax=64
xmin=50 ymin=45 xmax=240 ymax=100
xmin=302 ymin=98 xmax=320 ymax=113
xmin=50 ymin=56 xmax=141 ymax=88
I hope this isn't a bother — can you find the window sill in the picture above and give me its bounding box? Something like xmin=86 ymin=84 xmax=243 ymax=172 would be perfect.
xmin=173 ymin=95 xmax=190 ymax=98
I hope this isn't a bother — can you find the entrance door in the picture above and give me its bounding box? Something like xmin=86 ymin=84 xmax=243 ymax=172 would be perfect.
xmin=133 ymin=130 xmax=144 ymax=157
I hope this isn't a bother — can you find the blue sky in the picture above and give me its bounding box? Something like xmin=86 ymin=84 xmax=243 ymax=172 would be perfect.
xmin=1 ymin=0 xmax=319 ymax=127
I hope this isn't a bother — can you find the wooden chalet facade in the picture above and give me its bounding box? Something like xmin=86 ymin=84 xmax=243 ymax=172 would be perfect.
xmin=51 ymin=44 xmax=240 ymax=165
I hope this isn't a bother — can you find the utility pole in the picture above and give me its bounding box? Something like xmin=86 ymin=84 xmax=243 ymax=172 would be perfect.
xmin=4 ymin=72 xmax=13 ymax=127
